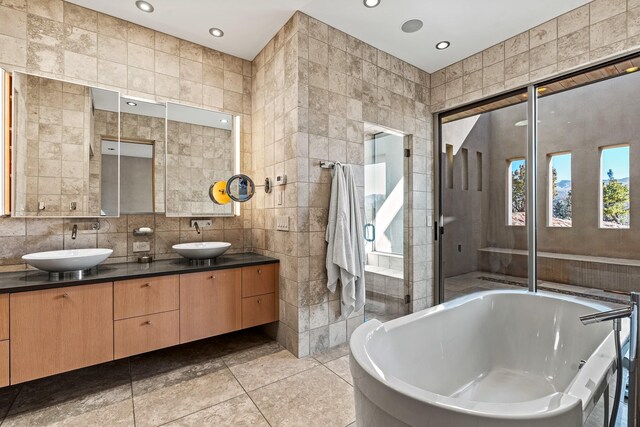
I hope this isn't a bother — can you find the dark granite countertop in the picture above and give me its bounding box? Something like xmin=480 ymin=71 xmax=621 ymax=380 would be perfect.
xmin=0 ymin=253 xmax=279 ymax=293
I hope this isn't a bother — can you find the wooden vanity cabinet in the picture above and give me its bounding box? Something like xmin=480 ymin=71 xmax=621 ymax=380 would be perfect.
xmin=180 ymin=269 xmax=242 ymax=343
xmin=1 ymin=261 xmax=278 ymax=386
xmin=9 ymin=283 xmax=114 ymax=384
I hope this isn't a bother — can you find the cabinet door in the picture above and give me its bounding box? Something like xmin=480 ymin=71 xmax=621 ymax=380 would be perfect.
xmin=180 ymin=269 xmax=242 ymax=343
xmin=242 ymin=293 xmax=276 ymax=328
xmin=10 ymin=283 xmax=114 ymax=384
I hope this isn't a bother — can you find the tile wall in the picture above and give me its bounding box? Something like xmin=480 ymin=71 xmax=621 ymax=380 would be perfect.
xmin=431 ymin=0 xmax=640 ymax=112
xmin=250 ymin=12 xmax=433 ymax=356
xmin=0 ymin=0 xmax=253 ymax=269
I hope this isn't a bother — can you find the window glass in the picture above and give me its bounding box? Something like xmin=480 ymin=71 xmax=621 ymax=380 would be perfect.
xmin=548 ymin=153 xmax=572 ymax=227
xmin=508 ymin=159 xmax=526 ymax=226
xmin=601 ymin=146 xmax=630 ymax=228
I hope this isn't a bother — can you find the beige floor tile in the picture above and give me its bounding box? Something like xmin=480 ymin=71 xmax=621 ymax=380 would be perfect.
xmin=164 ymin=394 xmax=269 ymax=426
xmin=132 ymin=360 xmax=245 ymax=427
xmin=4 ymin=399 xmax=135 ymax=427
xmin=129 ymin=329 xmax=271 ymax=381
xmin=324 ymin=355 xmax=352 ymax=385
xmin=4 ymin=361 xmax=133 ymax=426
xmin=249 ymin=365 xmax=355 ymax=427
xmin=312 ymin=342 xmax=350 ymax=363
xmin=225 ymin=342 xmax=319 ymax=391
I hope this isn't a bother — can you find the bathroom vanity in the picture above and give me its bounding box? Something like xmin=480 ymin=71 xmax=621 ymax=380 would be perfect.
xmin=0 ymin=254 xmax=278 ymax=386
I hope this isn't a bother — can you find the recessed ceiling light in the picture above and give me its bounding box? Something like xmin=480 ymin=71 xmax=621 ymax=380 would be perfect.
xmin=209 ymin=28 xmax=224 ymax=37
xmin=537 ymin=87 xmax=547 ymax=93
xmin=220 ymin=119 xmax=228 ymax=124
xmin=436 ymin=41 xmax=450 ymax=50
xmin=107 ymin=148 xmax=116 ymax=151
xmin=626 ymin=66 xmax=639 ymax=73
xmin=126 ymin=101 xmax=137 ymax=106
xmin=135 ymin=0 xmax=154 ymax=13
xmin=401 ymin=19 xmax=423 ymax=33
xmin=363 ymin=0 xmax=380 ymax=7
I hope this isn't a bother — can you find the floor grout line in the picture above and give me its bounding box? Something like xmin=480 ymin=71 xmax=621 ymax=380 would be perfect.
xmin=128 ymin=358 xmax=138 ymax=427
xmin=137 ymin=335 xmax=276 ymax=427
xmin=222 ymin=357 xmax=273 ymax=427
xmin=155 ymin=391 xmax=249 ymax=427
xmin=0 ymin=385 xmax=22 ymax=426
xmin=241 ymin=360 xmax=321 ymax=395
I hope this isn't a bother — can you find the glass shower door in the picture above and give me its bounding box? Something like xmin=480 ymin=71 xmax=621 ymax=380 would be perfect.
xmin=363 ymin=130 xmax=405 ymax=322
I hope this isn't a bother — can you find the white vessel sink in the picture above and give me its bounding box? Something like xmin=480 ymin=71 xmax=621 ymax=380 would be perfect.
xmin=22 ymin=248 xmax=113 ymax=272
xmin=172 ymin=242 xmax=231 ymax=260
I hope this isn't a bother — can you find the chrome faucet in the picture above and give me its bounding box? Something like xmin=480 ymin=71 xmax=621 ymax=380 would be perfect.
xmin=580 ymin=291 xmax=640 ymax=427
xmin=193 ymin=221 xmax=201 ymax=234
xmin=71 ymin=224 xmax=78 ymax=240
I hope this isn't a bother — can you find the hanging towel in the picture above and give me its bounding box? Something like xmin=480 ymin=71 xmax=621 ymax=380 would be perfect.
xmin=326 ymin=163 xmax=365 ymax=318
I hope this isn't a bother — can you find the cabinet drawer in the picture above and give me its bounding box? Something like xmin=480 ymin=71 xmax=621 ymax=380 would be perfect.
xmin=0 ymin=294 xmax=8 ymax=340
xmin=242 ymin=264 xmax=276 ymax=297
xmin=114 ymin=275 xmax=179 ymax=320
xmin=0 ymin=341 xmax=8 ymax=388
xmin=242 ymin=293 xmax=276 ymax=328
xmin=114 ymin=310 xmax=179 ymax=359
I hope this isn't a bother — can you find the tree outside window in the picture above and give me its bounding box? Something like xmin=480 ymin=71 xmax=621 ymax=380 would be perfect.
xmin=549 ymin=153 xmax=572 ymax=227
xmin=508 ymin=159 xmax=526 ymax=226
xmin=601 ymin=146 xmax=630 ymax=228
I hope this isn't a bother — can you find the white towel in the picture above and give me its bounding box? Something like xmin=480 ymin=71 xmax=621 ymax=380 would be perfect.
xmin=325 ymin=163 xmax=365 ymax=318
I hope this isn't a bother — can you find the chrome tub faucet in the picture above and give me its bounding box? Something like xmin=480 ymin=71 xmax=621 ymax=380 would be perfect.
xmin=580 ymin=291 xmax=639 ymax=427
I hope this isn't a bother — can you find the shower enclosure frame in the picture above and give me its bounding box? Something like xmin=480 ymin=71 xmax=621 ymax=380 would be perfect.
xmin=433 ymin=49 xmax=640 ymax=304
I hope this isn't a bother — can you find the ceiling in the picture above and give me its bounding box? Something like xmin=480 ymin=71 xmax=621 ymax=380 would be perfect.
xmin=69 ymin=0 xmax=589 ymax=73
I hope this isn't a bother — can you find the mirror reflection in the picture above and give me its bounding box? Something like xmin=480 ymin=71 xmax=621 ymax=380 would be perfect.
xmin=165 ymin=103 xmax=236 ymax=217
xmin=12 ymin=72 xmax=119 ymax=217
xmin=98 ymin=97 xmax=165 ymax=215
xmin=102 ymin=140 xmax=154 ymax=215
xmin=227 ymin=174 xmax=255 ymax=203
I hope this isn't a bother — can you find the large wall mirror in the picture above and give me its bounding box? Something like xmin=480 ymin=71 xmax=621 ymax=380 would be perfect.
xmin=165 ymin=102 xmax=238 ymax=217
xmin=10 ymin=71 xmax=240 ymax=218
xmin=100 ymin=97 xmax=165 ymax=215
xmin=12 ymin=72 xmax=120 ymax=217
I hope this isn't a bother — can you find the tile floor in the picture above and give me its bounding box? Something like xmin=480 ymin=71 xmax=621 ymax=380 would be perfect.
xmin=0 ymin=275 xmax=629 ymax=427
xmin=0 ymin=329 xmax=355 ymax=427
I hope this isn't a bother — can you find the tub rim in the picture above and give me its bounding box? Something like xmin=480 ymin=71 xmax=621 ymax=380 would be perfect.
xmin=350 ymin=289 xmax=630 ymax=421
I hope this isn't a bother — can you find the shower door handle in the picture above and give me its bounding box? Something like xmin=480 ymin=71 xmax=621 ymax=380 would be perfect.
xmin=364 ymin=223 xmax=375 ymax=242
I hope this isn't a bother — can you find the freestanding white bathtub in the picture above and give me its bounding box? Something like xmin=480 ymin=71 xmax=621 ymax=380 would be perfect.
xmin=350 ymin=290 xmax=630 ymax=426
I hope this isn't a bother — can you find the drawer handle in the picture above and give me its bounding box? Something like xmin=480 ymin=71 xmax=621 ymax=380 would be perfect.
xmin=144 ymin=320 xmax=152 ymax=326
xmin=142 ymin=283 xmax=151 ymax=288
xmin=62 ymin=293 xmax=69 ymax=299
xmin=208 ymin=275 xmax=215 ymax=280
xmin=257 ymin=269 xmax=261 ymax=274
xmin=257 ymin=298 xmax=261 ymax=304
